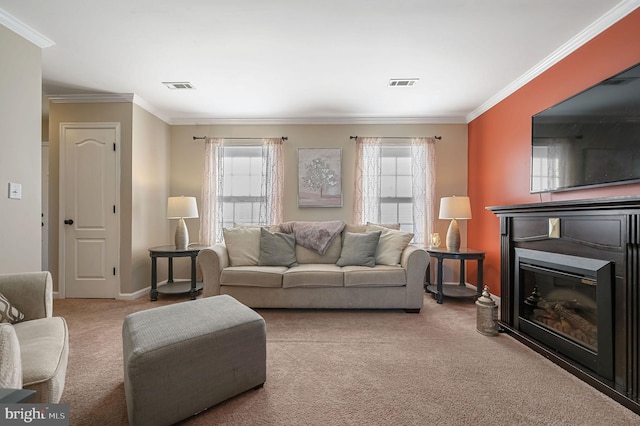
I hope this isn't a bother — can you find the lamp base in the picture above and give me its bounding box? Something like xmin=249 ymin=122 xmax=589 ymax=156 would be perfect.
xmin=446 ymin=218 xmax=461 ymax=251
xmin=175 ymin=217 xmax=189 ymax=250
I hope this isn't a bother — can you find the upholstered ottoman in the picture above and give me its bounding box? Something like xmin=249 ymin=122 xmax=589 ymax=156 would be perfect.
xmin=122 ymin=295 xmax=266 ymax=426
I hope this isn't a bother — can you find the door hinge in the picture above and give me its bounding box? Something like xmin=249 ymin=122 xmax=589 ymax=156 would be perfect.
xmin=113 ymin=205 xmax=116 ymax=214
xmin=113 ymin=267 xmax=116 ymax=276
xmin=113 ymin=143 xmax=116 ymax=151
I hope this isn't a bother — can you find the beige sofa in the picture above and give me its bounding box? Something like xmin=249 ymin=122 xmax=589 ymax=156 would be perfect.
xmin=0 ymin=272 xmax=69 ymax=403
xmin=198 ymin=222 xmax=429 ymax=312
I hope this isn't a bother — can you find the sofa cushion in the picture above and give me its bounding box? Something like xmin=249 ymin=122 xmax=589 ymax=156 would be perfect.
xmin=0 ymin=323 xmax=22 ymax=388
xmin=343 ymin=224 xmax=368 ymax=234
xmin=336 ymin=231 xmax=381 ymax=267
xmin=366 ymin=224 xmax=414 ymax=265
xmin=259 ymin=228 xmax=298 ymax=267
xmin=367 ymin=222 xmax=401 ymax=230
xmin=221 ymin=266 xmax=286 ymax=288
xmin=343 ymin=265 xmax=407 ymax=287
xmin=223 ymin=227 xmax=260 ymax=266
xmin=283 ymin=264 xmax=344 ymax=288
xmin=0 ymin=291 xmax=25 ymax=324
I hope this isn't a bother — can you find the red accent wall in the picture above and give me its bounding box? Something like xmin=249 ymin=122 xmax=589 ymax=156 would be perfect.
xmin=467 ymin=9 xmax=640 ymax=297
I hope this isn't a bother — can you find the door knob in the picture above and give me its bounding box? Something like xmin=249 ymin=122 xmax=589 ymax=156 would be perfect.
xmin=64 ymin=219 xmax=74 ymax=225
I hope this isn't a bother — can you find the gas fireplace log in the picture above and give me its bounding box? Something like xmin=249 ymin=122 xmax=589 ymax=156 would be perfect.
xmin=533 ymin=308 xmax=559 ymax=320
xmin=553 ymin=304 xmax=597 ymax=341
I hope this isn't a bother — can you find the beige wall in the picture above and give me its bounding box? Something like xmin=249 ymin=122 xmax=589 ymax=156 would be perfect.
xmin=38 ymin=102 xmax=468 ymax=295
xmin=172 ymin=123 xmax=468 ymax=235
xmin=131 ymin=105 xmax=171 ymax=294
xmin=0 ymin=26 xmax=42 ymax=273
xmin=171 ymin=123 xmax=468 ymax=282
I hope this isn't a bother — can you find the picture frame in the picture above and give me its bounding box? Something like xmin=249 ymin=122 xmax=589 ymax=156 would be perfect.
xmin=297 ymin=148 xmax=343 ymax=208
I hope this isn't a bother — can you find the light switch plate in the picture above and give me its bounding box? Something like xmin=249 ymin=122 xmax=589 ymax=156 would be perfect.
xmin=8 ymin=182 xmax=21 ymax=199
xmin=548 ymin=218 xmax=560 ymax=238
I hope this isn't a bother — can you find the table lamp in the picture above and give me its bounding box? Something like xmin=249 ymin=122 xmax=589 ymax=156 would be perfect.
xmin=167 ymin=196 xmax=199 ymax=250
xmin=439 ymin=196 xmax=472 ymax=251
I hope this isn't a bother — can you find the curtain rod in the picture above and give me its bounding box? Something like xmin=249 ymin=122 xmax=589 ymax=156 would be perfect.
xmin=193 ymin=136 xmax=288 ymax=141
xmin=349 ymin=135 xmax=442 ymax=140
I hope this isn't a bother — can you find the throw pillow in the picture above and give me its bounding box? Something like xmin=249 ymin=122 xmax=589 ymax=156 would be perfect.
xmin=0 ymin=292 xmax=24 ymax=324
xmin=259 ymin=227 xmax=298 ymax=267
xmin=223 ymin=226 xmax=261 ymax=266
xmin=336 ymin=231 xmax=381 ymax=267
xmin=366 ymin=224 xmax=414 ymax=265
xmin=0 ymin=324 xmax=22 ymax=388
xmin=366 ymin=221 xmax=401 ymax=230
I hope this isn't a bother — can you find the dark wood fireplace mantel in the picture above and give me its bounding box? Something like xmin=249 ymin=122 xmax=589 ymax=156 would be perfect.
xmin=488 ymin=196 xmax=640 ymax=414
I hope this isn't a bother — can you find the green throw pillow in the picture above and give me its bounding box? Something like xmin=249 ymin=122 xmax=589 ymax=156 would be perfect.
xmin=336 ymin=231 xmax=381 ymax=267
xmin=258 ymin=227 xmax=298 ymax=267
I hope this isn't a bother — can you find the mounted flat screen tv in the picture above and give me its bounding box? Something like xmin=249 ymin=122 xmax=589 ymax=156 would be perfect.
xmin=531 ymin=61 xmax=640 ymax=193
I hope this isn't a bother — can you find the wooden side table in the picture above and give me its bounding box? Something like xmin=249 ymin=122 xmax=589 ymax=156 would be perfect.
xmin=425 ymin=247 xmax=485 ymax=304
xmin=149 ymin=244 xmax=207 ymax=301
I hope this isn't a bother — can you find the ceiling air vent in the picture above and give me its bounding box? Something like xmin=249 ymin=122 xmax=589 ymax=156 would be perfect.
xmin=389 ymin=78 xmax=419 ymax=87
xmin=163 ymin=82 xmax=195 ymax=90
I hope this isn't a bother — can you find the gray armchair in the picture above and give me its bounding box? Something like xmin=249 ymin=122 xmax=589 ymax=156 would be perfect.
xmin=0 ymin=272 xmax=68 ymax=403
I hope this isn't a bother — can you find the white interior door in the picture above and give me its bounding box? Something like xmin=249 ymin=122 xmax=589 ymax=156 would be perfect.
xmin=60 ymin=123 xmax=120 ymax=298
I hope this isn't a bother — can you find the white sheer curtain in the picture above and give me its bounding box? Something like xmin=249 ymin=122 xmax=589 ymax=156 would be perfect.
xmin=199 ymin=137 xmax=284 ymax=246
xmin=411 ymin=137 xmax=437 ymax=245
xmin=199 ymin=138 xmax=224 ymax=246
xmin=352 ymin=137 xmax=382 ymax=224
xmin=260 ymin=138 xmax=284 ymax=225
xmin=352 ymin=136 xmax=436 ymax=246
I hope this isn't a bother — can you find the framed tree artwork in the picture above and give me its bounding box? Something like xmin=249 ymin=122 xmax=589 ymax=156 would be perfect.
xmin=298 ymin=148 xmax=343 ymax=207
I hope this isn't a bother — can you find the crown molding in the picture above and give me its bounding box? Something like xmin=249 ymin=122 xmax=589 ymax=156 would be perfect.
xmin=46 ymin=94 xmax=464 ymax=126
xmin=47 ymin=93 xmax=172 ymax=124
xmin=0 ymin=7 xmax=55 ymax=48
xmin=132 ymin=95 xmax=172 ymax=125
xmin=168 ymin=115 xmax=467 ymax=126
xmin=48 ymin=93 xmax=135 ymax=104
xmin=466 ymin=0 xmax=640 ymax=123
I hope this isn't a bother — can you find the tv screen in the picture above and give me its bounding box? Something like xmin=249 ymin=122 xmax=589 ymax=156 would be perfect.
xmin=531 ymin=61 xmax=640 ymax=193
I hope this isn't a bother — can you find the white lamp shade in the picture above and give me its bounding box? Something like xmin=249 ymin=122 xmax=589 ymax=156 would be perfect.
xmin=167 ymin=196 xmax=199 ymax=219
xmin=439 ymin=196 xmax=472 ymax=220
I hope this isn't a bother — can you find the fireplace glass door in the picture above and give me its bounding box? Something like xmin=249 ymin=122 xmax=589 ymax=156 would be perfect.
xmin=520 ymin=263 xmax=597 ymax=351
xmin=514 ymin=248 xmax=614 ymax=380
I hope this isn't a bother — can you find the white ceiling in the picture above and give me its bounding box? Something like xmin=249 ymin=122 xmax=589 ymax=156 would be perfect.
xmin=1 ymin=1 xmax=637 ymax=125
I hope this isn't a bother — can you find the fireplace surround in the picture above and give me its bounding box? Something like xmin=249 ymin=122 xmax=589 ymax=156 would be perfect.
xmin=488 ymin=197 xmax=640 ymax=414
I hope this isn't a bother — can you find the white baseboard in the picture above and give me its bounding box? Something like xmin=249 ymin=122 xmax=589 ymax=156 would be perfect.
xmin=117 ymin=287 xmax=149 ymax=300
xmin=52 ymin=288 xmax=149 ymax=300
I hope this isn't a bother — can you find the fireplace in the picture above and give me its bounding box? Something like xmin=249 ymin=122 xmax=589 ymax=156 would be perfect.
xmin=514 ymin=248 xmax=613 ymax=380
xmin=488 ymin=197 xmax=640 ymax=414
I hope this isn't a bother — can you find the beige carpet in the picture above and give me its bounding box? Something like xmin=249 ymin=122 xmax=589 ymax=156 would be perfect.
xmin=54 ymin=293 xmax=639 ymax=425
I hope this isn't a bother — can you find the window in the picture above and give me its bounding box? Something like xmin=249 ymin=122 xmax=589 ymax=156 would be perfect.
xmin=200 ymin=138 xmax=283 ymax=246
xmin=354 ymin=137 xmax=436 ymax=245
xmin=220 ymin=146 xmax=265 ymax=229
xmin=380 ymin=146 xmax=414 ymax=233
